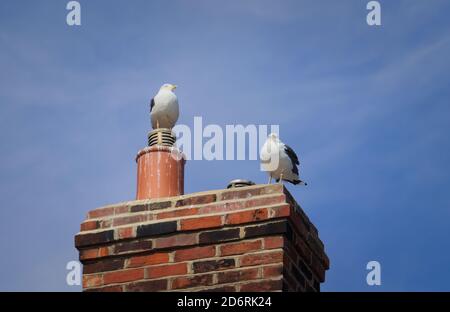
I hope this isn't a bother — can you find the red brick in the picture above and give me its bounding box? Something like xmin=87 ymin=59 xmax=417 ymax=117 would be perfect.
xmin=221 ymin=187 xmax=265 ymax=200
xmin=198 ymin=202 xmax=244 ymax=214
xmin=114 ymin=240 xmax=152 ymax=254
xmin=291 ymin=214 xmax=309 ymax=239
xmin=113 ymin=215 xmax=146 ymax=227
xmin=85 ymin=285 xmax=123 ymax=292
xmin=199 ymin=228 xmax=240 ymax=244
xmin=88 ymin=207 xmax=115 ymax=219
xmin=136 ymin=221 xmax=177 ymax=238
xmin=262 ymin=264 xmax=283 ymax=278
xmin=103 ymin=268 xmax=144 ymax=285
xmin=79 ymin=248 xmax=98 ymax=260
xmin=129 ymin=203 xmax=148 ymax=213
xmin=240 ymin=251 xmax=283 ymax=267
xmin=98 ymin=247 xmax=109 ymax=257
xmin=130 ymin=201 xmax=172 ymax=213
xmin=175 ymin=194 xmax=217 ymax=207
xmin=155 ymin=233 xmax=197 ymax=249
xmin=200 ymin=285 xmax=236 ymax=292
xmin=197 ymin=195 xmax=285 ymax=216
xmin=180 ymin=215 xmax=222 ymax=231
xmin=285 ymin=245 xmax=298 ymax=264
xmin=264 ymin=236 xmax=284 ymax=249
xmin=80 ymin=220 xmax=99 ymax=231
xmin=292 ymin=236 xmax=311 ymax=263
xmin=283 ymin=272 xmax=297 ymax=292
xmin=79 ymin=246 xmax=109 ymax=260
xmin=83 ymin=274 xmax=103 ymax=288
xmin=244 ymin=221 xmax=289 ymax=239
xmin=225 ymin=208 xmax=268 ymax=225
xmin=146 ymin=263 xmax=187 ymax=279
xmin=156 ymin=208 xmax=199 ymax=220
xmin=272 ymin=204 xmax=291 ymax=218
xmin=75 ymin=230 xmax=114 ymax=247
xmin=310 ymin=254 xmax=326 ymax=282
xmin=127 ymin=253 xmax=170 ymax=268
xmin=101 ymin=285 xmax=123 ymax=292
xmin=114 ymin=205 xmax=129 ymax=215
xmin=148 ymin=201 xmax=173 ymax=210
xmin=174 ymin=246 xmax=216 ymax=262
xmin=261 ymin=184 xmax=284 ymax=195
xmin=240 ymin=279 xmax=282 ymax=292
xmin=243 ymin=195 xmax=286 ymax=209
xmin=193 ymin=259 xmax=235 ymax=273
xmin=172 ymin=274 xmax=214 ymax=290
xmin=83 ymin=258 xmax=124 ymax=274
xmin=117 ymin=227 xmax=134 ymax=239
xmin=126 ymin=279 xmax=167 ymax=292
xmin=283 ymin=252 xmax=291 ymax=268
xmin=217 ymin=268 xmax=259 ymax=284
xmin=220 ymin=240 xmax=262 ymax=256
xmin=307 ymin=233 xmax=325 ymax=257
xmin=290 ymin=264 xmax=306 ymax=288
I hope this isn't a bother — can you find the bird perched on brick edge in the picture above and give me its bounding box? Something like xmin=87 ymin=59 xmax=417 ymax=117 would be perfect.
xmin=260 ymin=133 xmax=307 ymax=185
xmin=150 ymin=83 xmax=179 ymax=129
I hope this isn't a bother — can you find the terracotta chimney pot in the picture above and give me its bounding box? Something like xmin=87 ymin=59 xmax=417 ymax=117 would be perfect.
xmin=135 ymin=145 xmax=185 ymax=200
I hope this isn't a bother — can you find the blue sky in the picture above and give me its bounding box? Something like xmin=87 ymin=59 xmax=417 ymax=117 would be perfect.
xmin=1 ymin=0 xmax=450 ymax=291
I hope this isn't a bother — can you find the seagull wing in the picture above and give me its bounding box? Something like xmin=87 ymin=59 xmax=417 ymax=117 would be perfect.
xmin=150 ymin=98 xmax=155 ymax=112
xmin=284 ymin=144 xmax=299 ymax=176
xmin=284 ymin=144 xmax=299 ymax=165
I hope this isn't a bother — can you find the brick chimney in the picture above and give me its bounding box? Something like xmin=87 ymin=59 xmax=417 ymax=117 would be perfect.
xmin=75 ymin=184 xmax=329 ymax=292
xmin=75 ymin=111 xmax=328 ymax=292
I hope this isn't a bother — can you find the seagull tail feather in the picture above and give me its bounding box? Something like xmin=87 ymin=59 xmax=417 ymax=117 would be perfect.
xmin=293 ymin=179 xmax=307 ymax=186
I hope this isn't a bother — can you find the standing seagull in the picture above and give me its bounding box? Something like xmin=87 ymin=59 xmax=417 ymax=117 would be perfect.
xmin=260 ymin=133 xmax=307 ymax=185
xmin=150 ymin=83 xmax=179 ymax=129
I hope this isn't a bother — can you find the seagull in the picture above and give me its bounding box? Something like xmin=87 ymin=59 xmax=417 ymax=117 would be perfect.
xmin=150 ymin=83 xmax=179 ymax=129
xmin=260 ymin=133 xmax=307 ymax=185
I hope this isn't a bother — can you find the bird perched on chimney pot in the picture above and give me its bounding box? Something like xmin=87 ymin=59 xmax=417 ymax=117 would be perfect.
xmin=150 ymin=83 xmax=179 ymax=129
xmin=260 ymin=133 xmax=307 ymax=185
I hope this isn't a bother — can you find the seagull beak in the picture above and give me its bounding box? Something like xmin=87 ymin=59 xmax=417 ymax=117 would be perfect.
xmin=172 ymin=85 xmax=177 ymax=90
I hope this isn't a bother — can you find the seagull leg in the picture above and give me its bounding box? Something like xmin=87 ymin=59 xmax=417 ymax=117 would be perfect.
xmin=268 ymin=176 xmax=272 ymax=184
xmin=279 ymin=173 xmax=283 ymax=184
xmin=156 ymin=120 xmax=160 ymax=129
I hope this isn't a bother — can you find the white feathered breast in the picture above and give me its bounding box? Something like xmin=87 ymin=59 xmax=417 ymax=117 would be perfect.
xmin=151 ymin=89 xmax=179 ymax=129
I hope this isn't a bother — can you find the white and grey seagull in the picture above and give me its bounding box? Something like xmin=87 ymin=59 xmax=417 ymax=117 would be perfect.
xmin=260 ymin=133 xmax=307 ymax=185
xmin=150 ymin=83 xmax=179 ymax=129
